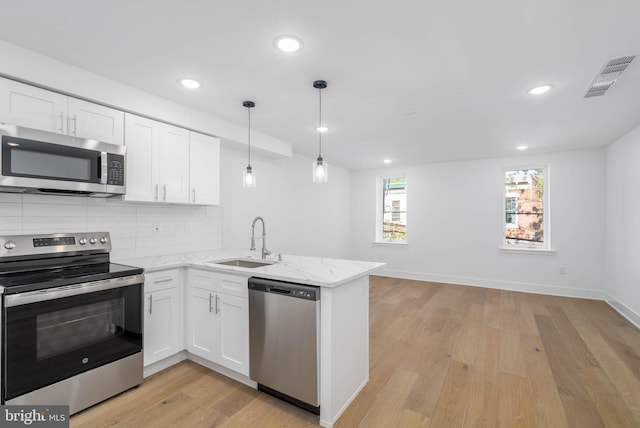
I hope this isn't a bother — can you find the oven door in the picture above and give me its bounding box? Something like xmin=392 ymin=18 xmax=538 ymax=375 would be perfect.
xmin=2 ymin=275 xmax=143 ymax=401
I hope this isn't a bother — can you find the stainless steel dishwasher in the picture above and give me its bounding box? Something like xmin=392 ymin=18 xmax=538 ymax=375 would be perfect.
xmin=248 ymin=277 xmax=320 ymax=414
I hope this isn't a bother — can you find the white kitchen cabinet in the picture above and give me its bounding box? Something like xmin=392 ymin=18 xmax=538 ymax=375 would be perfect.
xmin=67 ymin=97 xmax=124 ymax=145
xmin=185 ymin=285 xmax=218 ymax=360
xmin=144 ymin=270 xmax=183 ymax=366
xmin=0 ymin=77 xmax=124 ymax=145
xmin=123 ymin=114 xmax=190 ymax=204
xmin=217 ymin=292 xmax=249 ymax=374
xmin=122 ymin=114 xmax=159 ymax=202
xmin=159 ymin=123 xmax=190 ymax=203
xmin=185 ymin=269 xmax=249 ymax=375
xmin=189 ymin=131 xmax=220 ymax=205
xmin=0 ymin=77 xmax=68 ymax=133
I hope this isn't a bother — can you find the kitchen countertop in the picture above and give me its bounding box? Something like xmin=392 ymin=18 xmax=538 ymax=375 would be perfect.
xmin=115 ymin=250 xmax=384 ymax=288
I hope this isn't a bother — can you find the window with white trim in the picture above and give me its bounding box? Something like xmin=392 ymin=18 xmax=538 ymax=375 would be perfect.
xmin=503 ymin=167 xmax=547 ymax=248
xmin=376 ymin=176 xmax=407 ymax=242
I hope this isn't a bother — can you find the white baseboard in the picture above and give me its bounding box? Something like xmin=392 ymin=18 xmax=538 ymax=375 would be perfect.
xmin=376 ymin=268 xmax=606 ymax=300
xmin=320 ymin=377 xmax=369 ymax=428
xmin=604 ymin=292 xmax=640 ymax=329
xmin=186 ymin=353 xmax=257 ymax=389
xmin=143 ymin=351 xmax=187 ymax=378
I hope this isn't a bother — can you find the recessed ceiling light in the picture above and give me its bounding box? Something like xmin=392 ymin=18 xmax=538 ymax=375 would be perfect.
xmin=517 ymin=145 xmax=529 ymax=151
xmin=274 ymin=36 xmax=303 ymax=53
xmin=179 ymin=78 xmax=201 ymax=89
xmin=383 ymin=159 xmax=392 ymax=164
xmin=316 ymin=126 xmax=328 ymax=133
xmin=527 ymin=85 xmax=552 ymax=95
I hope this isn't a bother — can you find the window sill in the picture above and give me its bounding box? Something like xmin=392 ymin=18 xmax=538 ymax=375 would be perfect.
xmin=373 ymin=241 xmax=408 ymax=247
xmin=499 ymin=246 xmax=555 ymax=255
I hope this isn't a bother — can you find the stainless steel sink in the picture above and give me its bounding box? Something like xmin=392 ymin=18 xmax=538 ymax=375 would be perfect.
xmin=210 ymin=258 xmax=274 ymax=268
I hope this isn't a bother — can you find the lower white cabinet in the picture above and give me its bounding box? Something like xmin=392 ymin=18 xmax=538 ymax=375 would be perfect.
xmin=144 ymin=270 xmax=182 ymax=366
xmin=186 ymin=270 xmax=249 ymax=376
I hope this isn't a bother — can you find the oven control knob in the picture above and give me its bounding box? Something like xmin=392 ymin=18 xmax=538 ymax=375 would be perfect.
xmin=4 ymin=240 xmax=16 ymax=250
xmin=89 ymin=237 xmax=97 ymax=245
xmin=100 ymin=236 xmax=109 ymax=244
xmin=79 ymin=238 xmax=87 ymax=245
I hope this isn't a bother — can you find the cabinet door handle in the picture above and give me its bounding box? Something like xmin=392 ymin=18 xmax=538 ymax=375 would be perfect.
xmin=155 ymin=184 xmax=159 ymax=201
xmin=153 ymin=277 xmax=173 ymax=284
xmin=57 ymin=112 xmax=64 ymax=133
xmin=215 ymin=294 xmax=220 ymax=314
xmin=148 ymin=294 xmax=153 ymax=315
xmin=71 ymin=113 xmax=77 ymax=135
xmin=209 ymin=293 xmax=213 ymax=313
xmin=192 ymin=188 xmax=196 ymax=203
xmin=163 ymin=184 xmax=167 ymax=201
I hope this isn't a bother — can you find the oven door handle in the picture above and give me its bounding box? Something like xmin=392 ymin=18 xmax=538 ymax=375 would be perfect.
xmin=4 ymin=274 xmax=144 ymax=307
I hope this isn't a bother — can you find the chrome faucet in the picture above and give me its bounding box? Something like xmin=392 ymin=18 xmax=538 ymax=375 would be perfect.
xmin=250 ymin=216 xmax=271 ymax=259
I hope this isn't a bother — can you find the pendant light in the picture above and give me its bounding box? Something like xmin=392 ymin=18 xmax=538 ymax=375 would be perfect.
xmin=242 ymin=101 xmax=256 ymax=188
xmin=312 ymin=80 xmax=328 ymax=183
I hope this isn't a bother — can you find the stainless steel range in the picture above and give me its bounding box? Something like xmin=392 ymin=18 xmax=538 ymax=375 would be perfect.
xmin=0 ymin=232 xmax=144 ymax=414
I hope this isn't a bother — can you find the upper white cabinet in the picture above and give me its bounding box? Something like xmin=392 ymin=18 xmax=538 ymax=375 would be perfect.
xmin=0 ymin=77 xmax=124 ymax=145
xmin=189 ymin=131 xmax=220 ymax=205
xmin=124 ymin=113 xmax=219 ymax=205
xmin=0 ymin=77 xmax=67 ymax=133
xmin=122 ymin=114 xmax=160 ymax=202
xmin=123 ymin=114 xmax=190 ymax=204
xmin=67 ymin=97 xmax=124 ymax=145
xmin=159 ymin=123 xmax=190 ymax=203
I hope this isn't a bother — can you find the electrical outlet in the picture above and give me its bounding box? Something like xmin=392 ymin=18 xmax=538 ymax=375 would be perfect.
xmin=152 ymin=224 xmax=160 ymax=234
xmin=559 ymin=266 xmax=566 ymax=274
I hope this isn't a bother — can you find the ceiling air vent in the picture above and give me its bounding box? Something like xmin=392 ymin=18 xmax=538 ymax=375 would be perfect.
xmin=584 ymin=55 xmax=636 ymax=98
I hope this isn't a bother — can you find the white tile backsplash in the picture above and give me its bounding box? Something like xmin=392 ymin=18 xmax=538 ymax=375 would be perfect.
xmin=0 ymin=193 xmax=223 ymax=259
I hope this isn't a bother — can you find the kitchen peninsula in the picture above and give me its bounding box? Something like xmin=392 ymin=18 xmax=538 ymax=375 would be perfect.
xmin=120 ymin=251 xmax=383 ymax=428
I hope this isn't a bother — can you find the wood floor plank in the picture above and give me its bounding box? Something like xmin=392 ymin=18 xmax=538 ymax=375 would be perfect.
xmin=534 ymin=314 xmax=592 ymax=401
xmin=520 ymin=333 xmax=569 ymax=427
xmin=71 ymin=277 xmax=640 ymax=428
xmin=429 ymin=361 xmax=474 ymax=427
xmin=463 ymin=326 xmax=499 ymax=427
xmin=562 ymin=301 xmax=640 ymax=422
xmin=498 ymin=372 xmax=535 ymax=428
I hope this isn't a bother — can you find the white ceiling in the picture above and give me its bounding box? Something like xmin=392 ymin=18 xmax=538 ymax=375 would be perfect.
xmin=1 ymin=0 xmax=639 ymax=170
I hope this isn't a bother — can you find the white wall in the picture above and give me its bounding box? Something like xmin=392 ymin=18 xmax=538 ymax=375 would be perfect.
xmin=220 ymin=147 xmax=351 ymax=258
xmin=605 ymin=125 xmax=640 ymax=326
xmin=350 ymin=148 xmax=607 ymax=298
xmin=0 ymin=193 xmax=222 ymax=261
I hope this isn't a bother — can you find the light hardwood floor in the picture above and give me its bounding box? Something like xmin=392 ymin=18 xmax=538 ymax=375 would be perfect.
xmin=71 ymin=276 xmax=640 ymax=427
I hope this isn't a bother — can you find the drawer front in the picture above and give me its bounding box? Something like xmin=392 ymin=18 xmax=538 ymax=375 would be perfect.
xmin=186 ymin=269 xmax=217 ymax=292
xmin=218 ymin=273 xmax=248 ymax=298
xmin=145 ymin=269 xmax=180 ymax=293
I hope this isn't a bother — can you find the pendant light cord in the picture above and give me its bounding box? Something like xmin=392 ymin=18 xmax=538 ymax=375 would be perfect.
xmin=247 ymin=106 xmax=252 ymax=167
xmin=318 ymin=86 xmax=322 ymax=158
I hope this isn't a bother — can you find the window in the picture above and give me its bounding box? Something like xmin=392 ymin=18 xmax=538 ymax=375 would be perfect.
xmin=503 ymin=168 xmax=547 ymax=248
xmin=377 ymin=176 xmax=407 ymax=242
xmin=505 ymin=194 xmax=519 ymax=227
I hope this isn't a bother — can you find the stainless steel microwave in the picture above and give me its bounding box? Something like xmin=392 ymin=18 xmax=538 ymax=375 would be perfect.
xmin=0 ymin=124 xmax=126 ymax=197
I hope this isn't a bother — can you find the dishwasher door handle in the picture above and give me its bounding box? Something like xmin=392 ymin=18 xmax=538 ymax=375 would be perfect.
xmin=268 ymin=287 xmax=291 ymax=295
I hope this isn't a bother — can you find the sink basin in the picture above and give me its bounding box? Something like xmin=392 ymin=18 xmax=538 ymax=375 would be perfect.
xmin=209 ymin=258 xmax=274 ymax=268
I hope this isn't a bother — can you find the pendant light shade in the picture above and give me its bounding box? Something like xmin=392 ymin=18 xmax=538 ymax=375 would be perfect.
xmin=243 ymin=101 xmax=256 ymax=188
xmin=312 ymin=80 xmax=328 ymax=183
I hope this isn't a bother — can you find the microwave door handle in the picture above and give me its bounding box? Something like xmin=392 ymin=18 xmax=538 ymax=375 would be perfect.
xmin=100 ymin=152 xmax=108 ymax=184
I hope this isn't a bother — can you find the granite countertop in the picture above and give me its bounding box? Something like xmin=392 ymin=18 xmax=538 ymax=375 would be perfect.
xmin=115 ymin=250 xmax=384 ymax=288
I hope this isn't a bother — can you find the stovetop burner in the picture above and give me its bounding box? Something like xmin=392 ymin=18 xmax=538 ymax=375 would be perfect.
xmin=0 ymin=232 xmax=143 ymax=295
